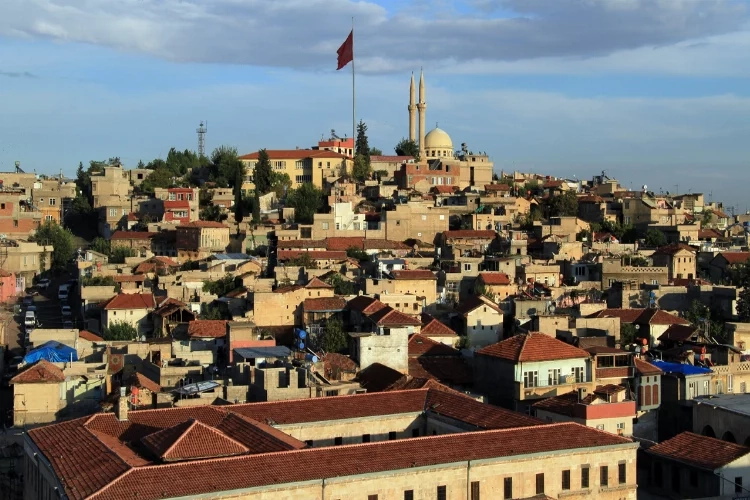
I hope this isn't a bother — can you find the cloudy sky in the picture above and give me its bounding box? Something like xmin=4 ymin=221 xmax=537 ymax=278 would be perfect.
xmin=1 ymin=0 xmax=749 ymax=208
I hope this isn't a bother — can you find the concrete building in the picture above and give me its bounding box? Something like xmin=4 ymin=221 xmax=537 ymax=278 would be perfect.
xmin=239 ymin=149 xmax=353 ymax=189
xmin=456 ymin=295 xmax=504 ymax=348
xmin=692 ymin=394 xmax=750 ymax=446
xmin=176 ymin=220 xmax=230 ymax=260
xmin=475 ymin=332 xmax=594 ymax=412
xmin=381 ymin=202 xmax=450 ymax=243
xmin=139 ymin=187 xmax=200 ymax=224
xmin=101 ymin=293 xmax=156 ymax=336
xmin=23 ymin=388 xmax=638 ymax=500
xmin=90 ymin=166 xmax=131 ymax=208
xmin=651 ymin=243 xmax=697 ymax=281
xmin=600 ymin=257 xmax=669 ymax=289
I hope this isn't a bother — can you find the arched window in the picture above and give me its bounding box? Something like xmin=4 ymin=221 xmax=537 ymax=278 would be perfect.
xmin=702 ymin=425 xmax=716 ymax=438
xmin=723 ymin=431 xmax=737 ymax=443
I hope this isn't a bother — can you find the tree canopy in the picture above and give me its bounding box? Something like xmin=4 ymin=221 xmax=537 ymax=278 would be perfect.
xmin=203 ymin=274 xmax=237 ymax=297
xmin=254 ymin=149 xmax=272 ymax=195
xmin=318 ymin=317 xmax=348 ymax=353
xmin=139 ymin=148 xmax=205 ymax=194
xmin=286 ymin=183 xmax=324 ymax=224
xmin=200 ymin=204 xmax=228 ymax=223
xmin=547 ymin=191 xmax=578 ymax=217
xmin=369 ymin=147 xmax=383 ymax=156
xmin=394 ymin=138 xmax=419 ymax=159
xmin=234 ymin=170 xmax=243 ymax=224
xmin=269 ymin=171 xmax=292 ymax=199
xmin=103 ymin=321 xmax=138 ymax=341
xmin=31 ymin=221 xmax=74 ymax=269
xmin=351 ymin=154 xmax=371 ymax=183
xmin=355 ymin=120 xmax=370 ymax=167
xmin=644 ymin=228 xmax=667 ymax=247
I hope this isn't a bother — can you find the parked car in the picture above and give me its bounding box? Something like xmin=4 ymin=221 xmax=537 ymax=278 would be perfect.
xmin=24 ymin=310 xmax=36 ymax=328
xmin=58 ymin=284 xmax=70 ymax=301
xmin=61 ymin=305 xmax=72 ymax=318
xmin=36 ymin=278 xmax=51 ymax=290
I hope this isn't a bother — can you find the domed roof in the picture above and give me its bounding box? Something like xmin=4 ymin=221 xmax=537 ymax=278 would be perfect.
xmin=424 ymin=127 xmax=453 ymax=150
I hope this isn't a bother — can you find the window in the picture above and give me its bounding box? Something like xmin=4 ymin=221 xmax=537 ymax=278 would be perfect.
xmin=0 ymin=203 xmax=4 ymax=209
xmin=334 ymin=437 xmax=342 ymax=445
xmin=45 ymin=215 xmax=53 ymax=221
xmin=689 ymin=470 xmax=698 ymax=487
xmin=729 ymin=374 xmax=734 ymax=392
xmin=503 ymin=477 xmax=512 ymax=499
xmin=562 ymin=470 xmax=571 ymax=490
xmin=470 ymin=481 xmax=480 ymax=500
xmin=523 ymin=371 xmax=538 ymax=388
xmin=421 ymin=215 xmax=427 ymax=221
xmin=703 ymin=380 xmax=710 ymax=395
xmin=389 ymin=431 xmax=397 ymax=440
xmin=39 ymin=198 xmax=45 ymax=204
xmin=619 ymin=463 xmax=626 ymax=484
xmin=581 ymin=466 xmax=590 ymax=488
xmin=305 ymin=439 xmax=313 ymax=446
xmin=651 ymin=280 xmax=658 ymax=285
xmin=49 ymin=198 xmax=56 ymax=206
xmin=596 ymin=424 xmax=605 ymax=430
xmin=322 ymin=222 xmax=329 ymax=230
xmin=362 ymin=434 xmax=370 ymax=443
xmin=617 ymin=422 xmax=625 ymax=430
xmin=439 ymin=214 xmax=445 ymax=220
xmin=404 ymin=491 xmax=413 ymax=500
xmin=437 ymin=486 xmax=446 ymax=500
xmin=736 ymin=477 xmax=743 ymax=494
xmin=600 ymin=466 xmax=608 ymax=487
xmin=13 ymin=220 xmax=17 ymax=228
xmin=548 ymin=368 xmax=561 ymax=386
xmin=109 ymin=208 xmax=117 ymax=217
xmin=464 ymin=263 xmax=471 ymax=271
xmin=573 ymin=366 xmax=585 ymax=383
xmin=535 ymin=473 xmax=544 ymax=495
xmin=368 ymin=496 xmax=378 ymax=500
xmin=412 ymin=428 xmax=420 ymax=437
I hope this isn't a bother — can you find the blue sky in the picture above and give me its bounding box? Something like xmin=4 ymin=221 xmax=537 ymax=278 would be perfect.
xmin=1 ymin=0 xmax=750 ymax=209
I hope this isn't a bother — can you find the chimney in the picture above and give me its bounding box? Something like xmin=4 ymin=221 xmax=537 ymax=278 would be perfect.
xmin=115 ymin=386 xmax=129 ymax=421
xmin=577 ymin=387 xmax=588 ymax=401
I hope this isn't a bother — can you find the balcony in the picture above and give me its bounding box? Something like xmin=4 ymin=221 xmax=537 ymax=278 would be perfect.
xmin=514 ymin=378 xmax=593 ymax=400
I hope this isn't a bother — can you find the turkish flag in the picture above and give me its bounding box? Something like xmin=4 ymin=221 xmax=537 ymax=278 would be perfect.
xmin=337 ymin=30 xmax=353 ymax=70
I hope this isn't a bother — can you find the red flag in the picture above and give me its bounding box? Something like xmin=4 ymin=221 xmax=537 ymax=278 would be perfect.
xmin=336 ymin=30 xmax=353 ymax=70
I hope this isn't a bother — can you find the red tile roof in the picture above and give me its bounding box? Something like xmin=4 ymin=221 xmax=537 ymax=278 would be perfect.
xmin=653 ymin=243 xmax=696 ymax=256
xmin=240 ymin=149 xmax=350 ymax=160
xmin=391 ymin=269 xmax=436 ymax=280
xmin=370 ymin=155 xmax=414 ymax=162
xmin=698 ymin=228 xmax=723 ymax=240
xmin=362 ymin=239 xmax=410 ymax=250
xmin=484 ymin=183 xmax=511 ymax=192
xmin=277 ymin=250 xmax=347 ymax=261
xmin=420 ymin=313 xmax=458 ymax=337
xmin=586 ymin=308 xmax=644 ymax=323
xmin=647 ymin=432 xmax=750 ymax=470
xmin=325 ymin=236 xmax=365 ymax=251
xmin=277 ymin=239 xmax=327 ymax=249
xmin=368 ymin=307 xmax=423 ymax=327
xmin=346 ymin=295 xmax=389 ymax=315
xmin=79 ymin=330 xmax=104 ymax=342
xmin=596 ymin=367 xmax=633 ymax=379
xmin=443 ymin=230 xmax=497 ymax=239
xmin=305 ymin=276 xmax=333 ymax=289
xmin=303 ymin=297 xmax=347 ymax=312
xmin=163 ymin=200 xmax=191 ymax=209
xmin=131 ymin=372 xmax=161 ymax=394
xmin=658 ymin=324 xmax=699 ymax=342
xmin=114 ymin=275 xmax=146 ymax=282
xmin=477 ymin=332 xmax=590 ymax=362
xmin=432 ymin=185 xmax=458 ymax=194
xmin=142 ymin=418 xmax=250 ymax=462
xmin=455 ymin=295 xmax=502 ymax=316
xmin=10 ymin=359 xmax=65 ymax=384
xmin=409 ymin=358 xmax=473 ymax=385
xmin=179 ymin=220 xmax=228 ymax=229
xmin=717 ymin=252 xmax=750 ymax=265
xmin=104 ymin=293 xmax=156 ymax=310
xmin=478 ymin=272 xmax=511 ymax=285
xmin=634 ymin=357 xmax=663 ymax=376
xmin=408 ymin=334 xmax=460 ymax=357
xmin=188 ymin=320 xmax=227 ymax=338
xmin=586 ymin=308 xmax=688 ymax=326
xmin=110 ymin=231 xmax=156 ymax=240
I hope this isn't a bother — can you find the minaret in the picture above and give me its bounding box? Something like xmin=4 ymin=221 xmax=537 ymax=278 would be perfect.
xmin=417 ymin=69 xmax=427 ymax=158
xmin=408 ymin=73 xmax=416 ymax=143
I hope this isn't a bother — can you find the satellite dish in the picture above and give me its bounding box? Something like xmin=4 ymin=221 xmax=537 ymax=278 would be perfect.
xmin=634 ymin=324 xmax=640 ymax=330
xmin=642 ymin=185 xmax=647 ymax=191
xmin=139 ymin=335 xmax=146 ymax=342
xmin=548 ymin=303 xmax=556 ymax=314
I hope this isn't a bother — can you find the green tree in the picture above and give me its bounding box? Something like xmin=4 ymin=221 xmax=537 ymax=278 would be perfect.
xmin=325 ymin=273 xmax=356 ymax=295
xmin=254 ymin=149 xmax=272 ymax=194
xmin=81 ymin=275 xmax=116 ymax=287
xmin=547 ymin=191 xmax=578 ymax=217
xmin=644 ymin=228 xmax=667 ymax=247
xmin=234 ymin=171 xmax=243 ymax=224
xmin=201 ymin=303 xmax=229 ymax=320
xmin=369 ymin=147 xmax=383 ymax=156
xmin=90 ymin=237 xmax=111 ymax=256
xmin=136 ymin=160 xmax=146 ymax=169
xmin=31 ymin=221 xmax=74 ymax=269
xmin=346 ymin=247 xmax=370 ymax=262
xmin=627 ymin=256 xmax=650 ymax=267
xmin=286 ymin=183 xmax=323 ymax=224
xmin=110 ymin=247 xmax=136 ymax=264
xmin=199 ymin=188 xmax=214 ymax=207
xmin=474 ymin=282 xmax=496 ymax=302
xmin=394 ymin=138 xmax=419 ymax=159
xmin=269 ymin=171 xmax=292 ymax=198
xmin=727 ymin=261 xmax=750 ymax=287
xmin=351 ymin=154 xmax=371 ymax=183
xmin=738 ymin=288 xmax=750 ymax=322
xmin=75 ymin=161 xmax=88 ymax=193
xmin=252 ymin=190 xmax=261 ymax=223
xmin=209 ymin=145 xmax=245 ymax=188
xmin=200 ymin=205 xmax=228 ymax=222
xmin=355 ymin=120 xmax=370 ymax=167
xmin=620 ymin=323 xmax=639 ymax=345
xmin=203 ymin=274 xmax=237 ymax=297
xmin=103 ymin=321 xmax=138 ymax=341
xmin=319 ymin=317 xmax=348 ymax=353
xmin=523 ymin=180 xmax=541 ymax=196
xmin=288 ymin=252 xmax=316 ymax=268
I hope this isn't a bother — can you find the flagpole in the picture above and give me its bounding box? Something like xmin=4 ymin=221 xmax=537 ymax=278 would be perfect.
xmin=351 ymin=17 xmax=356 ymax=159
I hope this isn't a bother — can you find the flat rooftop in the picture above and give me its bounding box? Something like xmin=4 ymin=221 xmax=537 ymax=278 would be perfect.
xmin=694 ymin=393 xmax=750 ymax=415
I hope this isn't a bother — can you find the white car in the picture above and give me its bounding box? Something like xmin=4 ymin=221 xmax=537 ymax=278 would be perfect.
xmin=36 ymin=278 xmax=51 ymax=290
xmin=24 ymin=310 xmax=36 ymax=328
xmin=61 ymin=305 xmax=72 ymax=318
xmin=58 ymin=285 xmax=69 ymax=301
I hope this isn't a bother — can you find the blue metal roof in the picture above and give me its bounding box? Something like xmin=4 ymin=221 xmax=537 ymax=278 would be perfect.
xmin=213 ymin=253 xmax=250 ymax=260
xmin=651 ymin=361 xmax=712 ymax=376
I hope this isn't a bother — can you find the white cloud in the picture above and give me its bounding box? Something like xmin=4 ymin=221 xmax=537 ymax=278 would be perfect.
xmin=0 ymin=0 xmax=746 ymax=73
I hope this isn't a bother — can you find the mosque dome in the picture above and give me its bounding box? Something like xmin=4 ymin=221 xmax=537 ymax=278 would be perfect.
xmin=424 ymin=127 xmax=453 ymax=151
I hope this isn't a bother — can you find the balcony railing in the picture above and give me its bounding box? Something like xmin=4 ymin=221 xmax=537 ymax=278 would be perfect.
xmin=515 ymin=378 xmax=591 ymax=400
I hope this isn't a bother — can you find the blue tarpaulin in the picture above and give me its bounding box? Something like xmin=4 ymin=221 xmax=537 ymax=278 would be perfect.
xmin=23 ymin=341 xmax=78 ymax=364
xmin=651 ymin=360 xmax=711 ymax=376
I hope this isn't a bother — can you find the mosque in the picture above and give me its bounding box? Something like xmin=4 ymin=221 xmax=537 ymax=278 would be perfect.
xmin=403 ymin=70 xmax=494 ymax=189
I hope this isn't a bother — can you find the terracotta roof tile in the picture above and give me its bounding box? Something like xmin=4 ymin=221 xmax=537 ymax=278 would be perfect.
xmin=424 ymin=389 xmax=541 ymax=429
xmin=390 ymin=269 xmax=436 ymax=280
xmin=303 ymin=297 xmax=347 ymax=312
xmin=433 ymin=185 xmax=458 ymax=194
xmin=355 ymin=363 xmax=409 ymax=393
xmin=305 ymin=276 xmax=333 ymax=289
xmin=10 ymin=359 xmax=65 ymax=384
xmin=653 ymin=243 xmax=696 ymax=256
xmin=596 ymin=367 xmax=633 ymax=379
xmin=717 ymin=252 xmax=750 ymax=265
xmin=658 ymin=324 xmax=699 ymax=342
xmin=368 ymin=306 xmax=423 ymax=327
xmin=408 ymin=334 xmax=460 ymax=357
xmin=346 ymin=296 xmax=389 ymax=315
xmin=420 ymin=313 xmax=458 ymax=337
xmin=325 ymin=236 xmax=365 ymax=251
xmin=87 ymin=423 xmax=631 ymax=500
xmin=79 ymin=330 xmax=104 ymax=342
xmin=477 ymin=333 xmax=590 ymax=363
xmin=647 ymin=432 xmax=750 ymax=470
xmin=131 ymin=372 xmax=161 ymax=394
xmin=586 ymin=308 xmax=644 ymax=323
xmin=370 ymin=155 xmax=414 ymax=162
xmin=213 ymin=412 xmax=306 ymax=453
xmin=110 ymin=231 xmax=156 ymax=240
xmin=443 ymin=230 xmax=497 ymax=239
xmin=114 ymin=274 xmax=146 ymax=282
xmin=455 ymin=295 xmax=502 ymax=316
xmin=484 ymin=183 xmax=511 ymax=192
xmin=634 ymin=357 xmax=663 ymax=376
xmin=188 ymin=320 xmax=227 ymax=338
xmin=142 ymin=419 xmax=250 ymax=461
xmin=277 ymin=250 xmax=347 ymax=261
xmin=178 ymin=221 xmax=228 ymax=229
xmin=478 ymin=272 xmax=511 ymax=285
xmin=639 ymin=309 xmax=689 ymax=326
xmin=322 ymin=353 xmax=358 ymax=375
xmin=408 ymin=358 xmax=473 ymax=385
xmin=363 ymin=239 xmax=410 ymax=250
xmin=104 ymin=293 xmax=156 ymax=310
xmin=277 ymin=239 xmax=327 ymax=249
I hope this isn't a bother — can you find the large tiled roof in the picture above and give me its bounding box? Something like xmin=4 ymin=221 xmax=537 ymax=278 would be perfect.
xmin=178 ymin=220 xmax=228 ymax=229
xmin=586 ymin=308 xmax=688 ymax=326
xmin=409 ymin=358 xmax=473 ymax=385
xmin=87 ymin=423 xmax=631 ymax=500
xmin=478 ymin=272 xmax=511 ymax=285
xmin=363 ymin=239 xmax=410 ymax=250
xmin=79 ymin=330 xmax=104 ymax=342
xmin=455 ymin=295 xmax=502 ymax=316
xmin=390 ymin=269 xmax=437 ymax=280
xmin=30 ymin=389 xmax=633 ymax=500
xmin=716 ymin=252 xmax=750 ymax=264
xmin=303 ymin=297 xmax=347 ymax=312
xmin=10 ymin=359 xmax=65 ymax=384
xmin=104 ymin=293 xmax=156 ymax=310
xmin=420 ymin=312 xmax=458 ymax=337
xmin=647 ymin=432 xmax=750 ymax=470
xmin=658 ymin=324 xmax=699 ymax=342
xmin=325 ymin=236 xmax=365 ymax=251
xmin=277 ymin=239 xmax=327 ymax=249
xmin=408 ymin=334 xmax=460 ymax=357
xmin=346 ymin=295 xmax=389 ymax=315
xmin=187 ymin=320 xmax=227 ymax=338
xmin=110 ymin=231 xmax=156 ymax=240
xmin=653 ymin=243 xmax=696 ymax=256
xmin=131 ymin=372 xmax=161 ymax=394
xmin=443 ymin=230 xmax=497 ymax=239
xmin=634 ymin=357 xmax=663 ymax=376
xmin=305 ymin=276 xmax=333 ymax=289
xmin=368 ymin=307 xmax=423 ymax=327
xmin=586 ymin=308 xmax=644 ymax=323
xmin=370 ymin=155 xmax=414 ymax=162
xmin=477 ymin=332 xmax=590 ymax=362
xmin=277 ymin=250 xmax=348 ymax=261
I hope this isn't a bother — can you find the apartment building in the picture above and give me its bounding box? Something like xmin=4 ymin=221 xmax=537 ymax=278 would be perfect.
xmin=0 ymin=239 xmax=53 ymax=290
xmin=23 ymin=388 xmax=638 ymax=500
xmin=651 ymin=243 xmax=697 ymax=281
xmin=382 ymin=202 xmax=450 ymax=243
xmin=0 ymin=190 xmax=42 ymax=237
xmin=176 ymin=221 xmax=230 ymax=260
xmin=139 ymin=187 xmax=200 ymax=224
xmin=239 ymin=149 xmax=353 ymax=189
xmin=90 ymin=166 xmax=131 ymax=208
xmin=31 ymin=179 xmax=76 ymax=223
